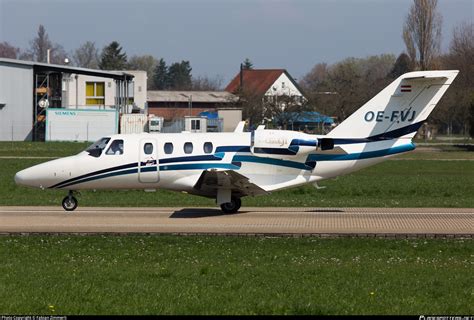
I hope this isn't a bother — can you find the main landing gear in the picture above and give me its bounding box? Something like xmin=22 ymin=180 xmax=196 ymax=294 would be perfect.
xmin=62 ymin=191 xmax=78 ymax=211
xmin=220 ymin=197 xmax=241 ymax=214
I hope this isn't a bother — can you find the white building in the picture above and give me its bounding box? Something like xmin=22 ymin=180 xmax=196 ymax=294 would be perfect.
xmin=65 ymin=70 xmax=147 ymax=113
xmin=225 ymin=68 xmax=305 ymax=103
xmin=0 ymin=58 xmax=137 ymax=141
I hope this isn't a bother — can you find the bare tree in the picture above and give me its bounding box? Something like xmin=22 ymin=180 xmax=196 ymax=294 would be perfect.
xmin=299 ymin=63 xmax=329 ymax=91
xmin=403 ymin=0 xmax=442 ymax=70
xmin=432 ymin=21 xmax=474 ymax=136
xmin=0 ymin=42 xmax=20 ymax=59
xmin=25 ymin=25 xmax=68 ymax=64
xmin=49 ymin=44 xmax=68 ymax=65
xmin=73 ymin=41 xmax=100 ymax=69
xmin=300 ymin=55 xmax=396 ymax=123
xmin=127 ymin=55 xmax=158 ymax=89
xmin=192 ymin=75 xmax=224 ymax=91
xmin=29 ymin=25 xmax=52 ymax=63
xmin=264 ymin=95 xmax=309 ymax=130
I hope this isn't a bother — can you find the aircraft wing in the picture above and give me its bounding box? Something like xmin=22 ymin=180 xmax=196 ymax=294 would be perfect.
xmin=193 ymin=169 xmax=268 ymax=197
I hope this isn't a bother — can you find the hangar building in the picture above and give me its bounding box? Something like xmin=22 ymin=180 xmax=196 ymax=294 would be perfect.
xmin=0 ymin=58 xmax=139 ymax=141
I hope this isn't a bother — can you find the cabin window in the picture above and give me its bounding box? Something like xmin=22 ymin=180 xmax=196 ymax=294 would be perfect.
xmin=85 ymin=137 xmax=110 ymax=157
xmin=144 ymin=143 xmax=153 ymax=155
xmin=184 ymin=142 xmax=193 ymax=154
xmin=203 ymin=142 xmax=213 ymax=154
xmin=164 ymin=142 xmax=173 ymax=154
xmin=106 ymin=139 xmax=124 ymax=155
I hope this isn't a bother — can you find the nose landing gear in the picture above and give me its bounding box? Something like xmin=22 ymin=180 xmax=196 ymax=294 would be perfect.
xmin=62 ymin=191 xmax=78 ymax=211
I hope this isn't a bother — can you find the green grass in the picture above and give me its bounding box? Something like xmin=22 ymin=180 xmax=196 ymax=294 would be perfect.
xmin=1 ymin=158 xmax=473 ymax=207
xmin=395 ymin=150 xmax=474 ymax=160
xmin=0 ymin=235 xmax=471 ymax=315
xmin=0 ymin=141 xmax=88 ymax=157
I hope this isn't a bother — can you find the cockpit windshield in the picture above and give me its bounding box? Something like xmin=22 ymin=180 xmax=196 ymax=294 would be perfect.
xmin=85 ymin=137 xmax=111 ymax=157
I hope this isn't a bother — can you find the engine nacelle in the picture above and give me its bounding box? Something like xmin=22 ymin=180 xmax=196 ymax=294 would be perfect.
xmin=251 ymin=129 xmax=318 ymax=159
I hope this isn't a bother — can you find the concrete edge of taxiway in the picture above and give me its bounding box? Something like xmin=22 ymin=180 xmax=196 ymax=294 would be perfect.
xmin=0 ymin=232 xmax=472 ymax=239
xmin=0 ymin=206 xmax=472 ymax=238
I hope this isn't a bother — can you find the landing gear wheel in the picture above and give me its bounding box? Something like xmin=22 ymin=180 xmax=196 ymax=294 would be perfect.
xmin=220 ymin=198 xmax=241 ymax=214
xmin=62 ymin=194 xmax=78 ymax=211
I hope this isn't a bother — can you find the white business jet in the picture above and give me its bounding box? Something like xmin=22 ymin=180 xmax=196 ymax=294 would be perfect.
xmin=15 ymin=70 xmax=458 ymax=213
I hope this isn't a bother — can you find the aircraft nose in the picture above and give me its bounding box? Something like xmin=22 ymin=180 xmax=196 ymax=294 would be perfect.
xmin=14 ymin=166 xmax=46 ymax=188
xmin=14 ymin=169 xmax=31 ymax=187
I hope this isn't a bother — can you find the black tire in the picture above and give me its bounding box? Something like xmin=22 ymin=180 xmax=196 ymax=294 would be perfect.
xmin=62 ymin=195 xmax=78 ymax=211
xmin=220 ymin=198 xmax=241 ymax=214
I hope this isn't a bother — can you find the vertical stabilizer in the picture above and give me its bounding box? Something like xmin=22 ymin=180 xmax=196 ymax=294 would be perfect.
xmin=326 ymin=70 xmax=459 ymax=139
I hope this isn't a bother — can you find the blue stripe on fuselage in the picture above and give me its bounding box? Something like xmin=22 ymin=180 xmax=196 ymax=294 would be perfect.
xmin=305 ymin=143 xmax=415 ymax=162
xmin=50 ymin=141 xmax=415 ymax=188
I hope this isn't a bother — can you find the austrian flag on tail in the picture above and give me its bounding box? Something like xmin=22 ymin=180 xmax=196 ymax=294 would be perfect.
xmin=401 ymin=85 xmax=412 ymax=92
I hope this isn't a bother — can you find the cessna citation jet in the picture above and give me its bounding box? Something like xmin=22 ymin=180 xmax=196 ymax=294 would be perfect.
xmin=15 ymin=70 xmax=458 ymax=213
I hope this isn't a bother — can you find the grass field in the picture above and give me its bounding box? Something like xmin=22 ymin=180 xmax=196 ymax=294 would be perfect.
xmin=0 ymin=235 xmax=471 ymax=315
xmin=0 ymin=141 xmax=89 ymax=157
xmin=1 ymin=142 xmax=473 ymax=208
xmin=1 ymin=142 xmax=472 ymax=315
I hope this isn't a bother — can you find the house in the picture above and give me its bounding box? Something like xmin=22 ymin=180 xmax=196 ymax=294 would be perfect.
xmin=225 ymin=68 xmax=306 ymax=104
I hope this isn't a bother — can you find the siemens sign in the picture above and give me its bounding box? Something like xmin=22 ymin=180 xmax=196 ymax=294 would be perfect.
xmin=46 ymin=108 xmax=118 ymax=142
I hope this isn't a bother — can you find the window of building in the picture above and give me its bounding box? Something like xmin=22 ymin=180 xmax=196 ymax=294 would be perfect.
xmin=86 ymin=82 xmax=105 ymax=105
xmin=184 ymin=142 xmax=193 ymax=154
xmin=203 ymin=142 xmax=213 ymax=154
xmin=144 ymin=143 xmax=153 ymax=155
xmin=164 ymin=143 xmax=173 ymax=154
xmin=191 ymin=119 xmax=200 ymax=131
xmin=106 ymin=139 xmax=124 ymax=155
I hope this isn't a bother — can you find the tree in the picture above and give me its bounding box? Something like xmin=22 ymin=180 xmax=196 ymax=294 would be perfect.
xmin=470 ymin=100 xmax=474 ymax=138
xmin=432 ymin=21 xmax=474 ymax=136
xmin=153 ymin=58 xmax=169 ymax=90
xmin=48 ymin=44 xmax=68 ymax=65
xmin=29 ymin=24 xmax=52 ymax=63
xmin=168 ymin=60 xmax=192 ymax=90
xmin=192 ymin=75 xmax=223 ymax=91
xmin=128 ymin=55 xmax=158 ymax=89
xmin=300 ymin=55 xmax=396 ymax=122
xmin=24 ymin=25 xmax=68 ymax=64
xmin=403 ymin=0 xmax=442 ymax=70
xmin=73 ymin=41 xmax=99 ymax=69
xmin=242 ymin=58 xmax=253 ymax=70
xmin=0 ymin=42 xmax=20 ymax=59
xmin=99 ymin=41 xmax=127 ymax=70
xmin=388 ymin=53 xmax=413 ymax=79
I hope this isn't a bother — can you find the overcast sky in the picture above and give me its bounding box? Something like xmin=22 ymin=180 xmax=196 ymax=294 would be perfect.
xmin=1 ymin=0 xmax=472 ymax=84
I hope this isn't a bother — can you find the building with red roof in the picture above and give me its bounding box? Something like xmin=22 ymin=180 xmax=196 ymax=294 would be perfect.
xmin=225 ymin=68 xmax=305 ymax=103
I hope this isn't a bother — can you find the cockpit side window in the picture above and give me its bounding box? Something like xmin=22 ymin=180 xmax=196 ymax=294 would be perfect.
xmin=106 ymin=139 xmax=124 ymax=155
xmin=86 ymin=137 xmax=111 ymax=157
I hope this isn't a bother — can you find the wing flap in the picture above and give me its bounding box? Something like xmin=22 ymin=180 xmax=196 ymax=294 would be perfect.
xmin=194 ymin=170 xmax=268 ymax=197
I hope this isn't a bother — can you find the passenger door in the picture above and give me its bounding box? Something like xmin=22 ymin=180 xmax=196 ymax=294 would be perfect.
xmin=138 ymin=139 xmax=159 ymax=183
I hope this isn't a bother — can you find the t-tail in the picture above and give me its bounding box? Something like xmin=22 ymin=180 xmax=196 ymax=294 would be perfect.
xmin=310 ymin=70 xmax=458 ymax=178
xmin=326 ymin=70 xmax=459 ymax=141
